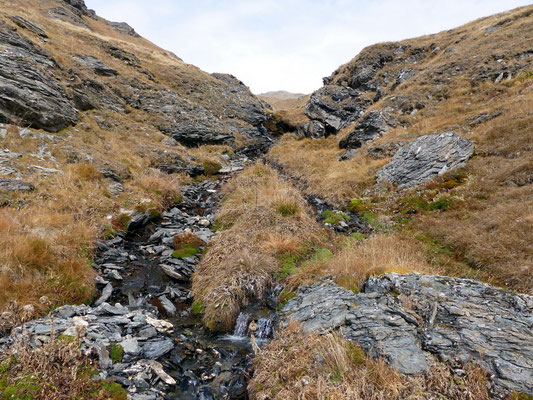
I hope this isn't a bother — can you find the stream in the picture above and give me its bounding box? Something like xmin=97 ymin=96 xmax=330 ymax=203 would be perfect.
xmin=93 ymin=157 xmax=276 ymax=400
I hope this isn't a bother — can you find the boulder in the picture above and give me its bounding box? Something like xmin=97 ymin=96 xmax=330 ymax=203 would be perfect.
xmin=0 ymin=25 xmax=78 ymax=132
xmin=282 ymin=274 xmax=533 ymax=395
xmin=376 ymin=132 xmax=473 ymax=188
xmin=339 ymin=109 xmax=398 ymax=149
xmin=74 ymin=54 xmax=118 ymax=76
xmin=304 ymin=85 xmax=370 ymax=135
xmin=301 ymin=120 xmax=326 ymax=139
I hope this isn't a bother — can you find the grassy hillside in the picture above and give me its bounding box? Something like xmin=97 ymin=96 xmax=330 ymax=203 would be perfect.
xmin=0 ymin=0 xmax=270 ymax=323
xmin=268 ymin=5 xmax=533 ymax=294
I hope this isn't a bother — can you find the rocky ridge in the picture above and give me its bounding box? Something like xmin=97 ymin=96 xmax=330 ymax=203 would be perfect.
xmin=282 ymin=274 xmax=533 ymax=396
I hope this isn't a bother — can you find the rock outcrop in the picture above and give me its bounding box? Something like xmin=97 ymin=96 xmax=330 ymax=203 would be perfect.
xmin=339 ymin=109 xmax=398 ymax=149
xmin=376 ymin=132 xmax=474 ymax=188
xmin=282 ymin=274 xmax=533 ymax=396
xmin=0 ymin=24 xmax=78 ymax=131
xmin=0 ymin=178 xmax=35 ymax=192
xmin=303 ymin=85 xmax=370 ymax=138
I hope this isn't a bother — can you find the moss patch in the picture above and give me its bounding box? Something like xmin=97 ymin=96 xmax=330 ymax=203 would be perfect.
xmin=109 ymin=342 xmax=123 ymax=363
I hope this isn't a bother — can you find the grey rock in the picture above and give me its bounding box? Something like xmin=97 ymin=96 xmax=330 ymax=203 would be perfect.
xmin=143 ymin=339 xmax=174 ymax=359
xmin=127 ymin=214 xmax=150 ymax=232
xmin=0 ymin=25 xmax=78 ymax=132
xmin=157 ymin=295 xmax=176 ymax=316
xmin=376 ymin=132 xmax=474 ymax=188
xmin=106 ymin=21 xmax=140 ymax=38
xmin=0 ymin=178 xmax=34 ymax=192
xmin=94 ymin=283 xmax=113 ymax=306
xmin=10 ymin=16 xmax=47 ymax=38
xmin=120 ymin=338 xmax=141 ymax=356
xmin=301 ymin=120 xmax=326 ymax=139
xmin=339 ymin=109 xmax=398 ymax=149
xmin=305 ymin=85 xmax=370 ymax=136
xmin=74 ymin=54 xmax=117 ymax=76
xmin=337 ymin=149 xmax=358 ymax=161
xmin=283 ymin=274 xmax=533 ymax=395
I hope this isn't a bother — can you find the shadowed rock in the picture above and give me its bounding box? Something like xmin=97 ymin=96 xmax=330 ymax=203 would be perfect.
xmin=282 ymin=274 xmax=533 ymax=395
xmin=107 ymin=21 xmax=140 ymax=38
xmin=376 ymin=132 xmax=473 ymax=188
xmin=339 ymin=109 xmax=398 ymax=149
xmin=304 ymin=85 xmax=370 ymax=137
xmin=0 ymin=25 xmax=78 ymax=131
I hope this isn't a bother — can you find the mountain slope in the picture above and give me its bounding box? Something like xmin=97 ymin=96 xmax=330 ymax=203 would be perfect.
xmin=0 ymin=0 xmax=272 ymax=320
xmin=268 ymin=5 xmax=533 ymax=293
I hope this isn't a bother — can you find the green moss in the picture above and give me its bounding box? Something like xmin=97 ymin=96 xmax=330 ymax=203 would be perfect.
xmin=350 ymin=232 xmax=366 ymax=240
xmin=108 ymin=343 xmax=123 ymax=363
xmin=312 ymin=247 xmax=334 ymax=262
xmin=212 ymin=216 xmax=234 ymax=231
xmin=277 ymin=290 xmax=296 ymax=310
xmin=101 ymin=381 xmax=128 ymax=400
xmin=346 ymin=198 xmax=373 ymax=213
xmin=322 ymin=210 xmax=349 ymax=225
xmin=362 ymin=212 xmax=382 ymax=230
xmin=428 ymin=196 xmax=454 ymax=211
xmin=346 ymin=342 xmax=366 ymax=365
xmin=0 ymin=376 xmax=40 ymax=400
xmin=203 ymin=160 xmax=222 ymax=176
xmin=57 ymin=334 xmax=76 ymax=343
xmin=191 ymin=300 xmax=205 ymax=315
xmin=172 ymin=247 xmax=200 ymax=258
xmin=275 ymin=254 xmax=302 ymax=280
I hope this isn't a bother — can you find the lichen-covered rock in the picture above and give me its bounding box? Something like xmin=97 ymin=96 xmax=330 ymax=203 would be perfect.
xmin=339 ymin=109 xmax=398 ymax=149
xmin=305 ymin=85 xmax=370 ymax=135
xmin=376 ymin=132 xmax=473 ymax=188
xmin=302 ymin=120 xmax=326 ymax=139
xmin=282 ymin=274 xmax=533 ymax=396
xmin=0 ymin=25 xmax=78 ymax=132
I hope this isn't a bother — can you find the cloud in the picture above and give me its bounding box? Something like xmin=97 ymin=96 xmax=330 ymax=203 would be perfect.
xmin=85 ymin=0 xmax=531 ymax=93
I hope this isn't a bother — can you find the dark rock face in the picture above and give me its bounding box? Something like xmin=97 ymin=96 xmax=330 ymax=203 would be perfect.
xmin=0 ymin=178 xmax=35 ymax=192
xmin=107 ymin=21 xmax=141 ymax=38
xmin=0 ymin=25 xmax=78 ymax=132
xmin=74 ymin=54 xmax=118 ymax=76
xmin=302 ymin=120 xmax=326 ymax=139
xmin=304 ymin=85 xmax=370 ymax=137
xmin=339 ymin=109 xmax=398 ymax=149
xmin=377 ymin=132 xmax=474 ymax=188
xmin=282 ymin=274 xmax=533 ymax=395
xmin=10 ymin=16 xmax=47 ymax=38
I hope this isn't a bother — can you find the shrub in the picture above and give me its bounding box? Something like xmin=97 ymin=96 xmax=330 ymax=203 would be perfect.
xmin=203 ymin=160 xmax=222 ymax=176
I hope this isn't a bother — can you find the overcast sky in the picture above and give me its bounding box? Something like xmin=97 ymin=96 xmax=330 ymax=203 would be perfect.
xmin=85 ymin=0 xmax=530 ymax=94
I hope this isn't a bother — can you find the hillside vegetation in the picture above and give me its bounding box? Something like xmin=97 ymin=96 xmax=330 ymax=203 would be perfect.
xmin=0 ymin=0 xmax=271 ymax=322
xmin=268 ymin=5 xmax=533 ymax=294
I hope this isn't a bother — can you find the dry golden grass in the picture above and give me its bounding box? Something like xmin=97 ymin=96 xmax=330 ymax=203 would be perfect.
xmin=250 ymin=321 xmax=491 ymax=400
xmin=287 ymin=233 xmax=433 ymax=292
xmin=268 ymin=135 xmax=387 ymax=204
xmin=192 ymin=163 xmax=325 ymax=330
xmin=267 ymin=8 xmax=533 ymax=292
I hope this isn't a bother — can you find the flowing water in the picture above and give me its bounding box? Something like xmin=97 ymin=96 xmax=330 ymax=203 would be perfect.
xmin=94 ymin=158 xmax=277 ymax=399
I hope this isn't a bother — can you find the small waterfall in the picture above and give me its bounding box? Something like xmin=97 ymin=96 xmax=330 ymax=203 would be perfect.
xmin=233 ymin=312 xmax=249 ymax=337
xmin=255 ymin=314 xmax=275 ymax=339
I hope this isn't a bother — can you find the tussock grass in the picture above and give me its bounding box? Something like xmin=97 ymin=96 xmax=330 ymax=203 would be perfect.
xmin=0 ymin=333 xmax=127 ymax=399
xmin=287 ymin=233 xmax=433 ymax=292
xmin=192 ymin=163 xmax=324 ymax=330
xmin=250 ymin=322 xmax=491 ymax=400
xmin=268 ymin=135 xmax=387 ymax=204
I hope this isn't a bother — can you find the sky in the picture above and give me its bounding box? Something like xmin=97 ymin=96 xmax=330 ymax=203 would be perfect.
xmin=85 ymin=0 xmax=531 ymax=94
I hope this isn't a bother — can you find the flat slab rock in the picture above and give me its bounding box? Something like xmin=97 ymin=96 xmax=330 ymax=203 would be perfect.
xmin=377 ymin=131 xmax=474 ymax=188
xmin=282 ymin=273 xmax=533 ymax=396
